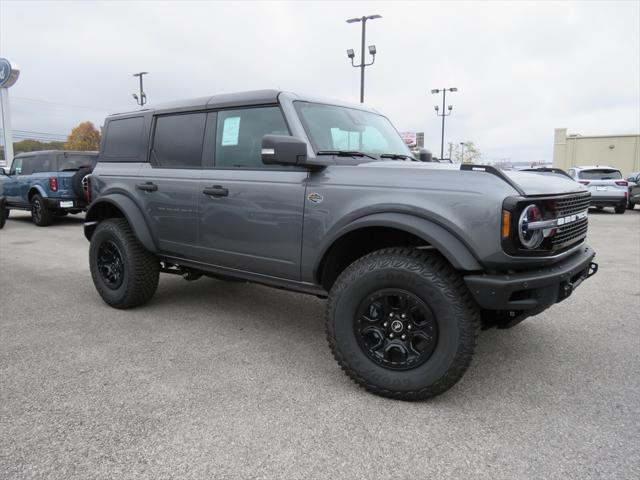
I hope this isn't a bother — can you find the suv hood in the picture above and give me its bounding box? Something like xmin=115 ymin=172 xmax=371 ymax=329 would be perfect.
xmin=357 ymin=160 xmax=586 ymax=196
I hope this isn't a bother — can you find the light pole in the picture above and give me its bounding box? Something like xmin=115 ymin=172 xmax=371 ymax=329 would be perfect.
xmin=460 ymin=142 xmax=465 ymax=163
xmin=346 ymin=14 xmax=381 ymax=103
xmin=448 ymin=143 xmax=453 ymax=162
xmin=431 ymin=87 xmax=457 ymax=160
xmin=132 ymin=72 xmax=148 ymax=106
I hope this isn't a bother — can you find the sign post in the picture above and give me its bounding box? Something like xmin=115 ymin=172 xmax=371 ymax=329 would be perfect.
xmin=0 ymin=58 xmax=20 ymax=169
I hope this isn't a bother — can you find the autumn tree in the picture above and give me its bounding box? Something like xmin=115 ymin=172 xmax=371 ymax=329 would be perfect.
xmin=64 ymin=121 xmax=101 ymax=151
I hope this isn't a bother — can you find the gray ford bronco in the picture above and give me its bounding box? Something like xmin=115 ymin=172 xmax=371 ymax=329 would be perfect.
xmin=85 ymin=90 xmax=597 ymax=400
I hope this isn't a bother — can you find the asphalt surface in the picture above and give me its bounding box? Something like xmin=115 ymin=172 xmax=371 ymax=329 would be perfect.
xmin=1 ymin=208 xmax=639 ymax=480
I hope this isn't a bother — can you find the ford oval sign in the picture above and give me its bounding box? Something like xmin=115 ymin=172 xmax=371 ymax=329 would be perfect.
xmin=0 ymin=58 xmax=20 ymax=88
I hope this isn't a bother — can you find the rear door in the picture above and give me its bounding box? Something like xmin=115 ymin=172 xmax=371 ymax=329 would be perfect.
xmin=135 ymin=111 xmax=207 ymax=259
xmin=196 ymin=106 xmax=307 ymax=280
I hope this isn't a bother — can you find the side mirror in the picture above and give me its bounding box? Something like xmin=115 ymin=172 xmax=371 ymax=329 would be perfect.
xmin=261 ymin=135 xmax=307 ymax=166
xmin=418 ymin=148 xmax=433 ymax=162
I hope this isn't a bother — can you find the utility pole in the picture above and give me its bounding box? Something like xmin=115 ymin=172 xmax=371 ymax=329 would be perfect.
xmin=431 ymin=87 xmax=457 ymax=160
xmin=132 ymin=72 xmax=148 ymax=106
xmin=346 ymin=14 xmax=381 ymax=103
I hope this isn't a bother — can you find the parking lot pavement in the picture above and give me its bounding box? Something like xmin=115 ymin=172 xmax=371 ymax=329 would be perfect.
xmin=1 ymin=209 xmax=639 ymax=480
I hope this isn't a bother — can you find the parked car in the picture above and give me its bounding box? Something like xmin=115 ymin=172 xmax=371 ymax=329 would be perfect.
xmin=626 ymin=171 xmax=640 ymax=209
xmin=0 ymin=150 xmax=98 ymax=226
xmin=0 ymin=196 xmax=5 ymax=229
xmin=566 ymin=166 xmax=628 ymax=213
xmin=84 ymin=90 xmax=597 ymax=400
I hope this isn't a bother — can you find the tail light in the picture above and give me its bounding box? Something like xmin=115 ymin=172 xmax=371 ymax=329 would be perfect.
xmin=49 ymin=176 xmax=58 ymax=192
xmin=615 ymin=180 xmax=628 ymax=186
xmin=82 ymin=175 xmax=92 ymax=203
xmin=578 ymin=180 xmax=590 ymax=185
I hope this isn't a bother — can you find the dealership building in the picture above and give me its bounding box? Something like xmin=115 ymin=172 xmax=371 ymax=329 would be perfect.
xmin=553 ymin=128 xmax=640 ymax=175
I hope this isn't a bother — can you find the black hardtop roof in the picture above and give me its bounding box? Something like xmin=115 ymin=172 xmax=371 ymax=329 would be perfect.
xmin=14 ymin=150 xmax=99 ymax=158
xmin=109 ymin=89 xmax=282 ymax=117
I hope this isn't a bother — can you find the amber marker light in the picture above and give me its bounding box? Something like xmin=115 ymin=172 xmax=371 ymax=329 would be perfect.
xmin=501 ymin=210 xmax=511 ymax=238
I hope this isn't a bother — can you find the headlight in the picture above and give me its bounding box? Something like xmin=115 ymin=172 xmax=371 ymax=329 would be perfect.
xmin=518 ymin=204 xmax=544 ymax=249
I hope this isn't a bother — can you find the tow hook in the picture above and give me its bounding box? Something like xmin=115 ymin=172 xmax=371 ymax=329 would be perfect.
xmin=587 ymin=262 xmax=598 ymax=278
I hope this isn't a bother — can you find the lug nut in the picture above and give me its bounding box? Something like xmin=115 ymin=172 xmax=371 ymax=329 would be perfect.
xmin=401 ymin=334 xmax=406 ymax=340
xmin=389 ymin=312 xmax=394 ymax=317
xmin=401 ymin=313 xmax=406 ymax=319
xmin=389 ymin=333 xmax=394 ymax=338
xmin=407 ymin=324 xmax=412 ymax=330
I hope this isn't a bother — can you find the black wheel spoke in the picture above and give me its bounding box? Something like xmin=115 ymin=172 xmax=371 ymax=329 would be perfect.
xmin=96 ymin=240 xmax=125 ymax=289
xmin=354 ymin=289 xmax=439 ymax=370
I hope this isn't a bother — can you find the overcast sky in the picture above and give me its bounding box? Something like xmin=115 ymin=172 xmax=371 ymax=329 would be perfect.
xmin=1 ymin=0 xmax=639 ymax=162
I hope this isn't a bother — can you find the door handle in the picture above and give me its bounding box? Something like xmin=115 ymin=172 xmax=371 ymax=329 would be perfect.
xmin=136 ymin=182 xmax=158 ymax=192
xmin=203 ymin=185 xmax=229 ymax=197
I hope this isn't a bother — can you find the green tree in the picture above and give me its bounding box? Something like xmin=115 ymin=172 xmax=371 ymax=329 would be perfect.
xmin=448 ymin=141 xmax=482 ymax=164
xmin=64 ymin=121 xmax=101 ymax=151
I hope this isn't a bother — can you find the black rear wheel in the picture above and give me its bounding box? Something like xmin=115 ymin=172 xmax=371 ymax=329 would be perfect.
xmin=31 ymin=194 xmax=53 ymax=226
xmin=89 ymin=218 xmax=159 ymax=309
xmin=614 ymin=203 xmax=626 ymax=214
xmin=326 ymin=248 xmax=480 ymax=400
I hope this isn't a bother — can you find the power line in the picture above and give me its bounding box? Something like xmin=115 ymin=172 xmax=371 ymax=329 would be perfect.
xmin=12 ymin=96 xmax=115 ymax=112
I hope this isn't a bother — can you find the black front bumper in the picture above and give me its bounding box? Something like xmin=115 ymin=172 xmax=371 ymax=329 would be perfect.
xmin=465 ymin=245 xmax=597 ymax=325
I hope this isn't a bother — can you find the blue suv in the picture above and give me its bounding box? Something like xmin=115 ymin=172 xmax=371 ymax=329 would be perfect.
xmin=0 ymin=150 xmax=98 ymax=226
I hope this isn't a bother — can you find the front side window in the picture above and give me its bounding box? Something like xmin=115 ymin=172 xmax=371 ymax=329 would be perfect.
xmin=578 ymin=169 xmax=622 ymax=180
xmin=215 ymin=107 xmax=289 ymax=168
xmin=152 ymin=113 xmax=207 ymax=168
xmin=11 ymin=158 xmax=22 ymax=175
xmin=20 ymin=157 xmax=38 ymax=175
xmin=294 ymin=102 xmax=411 ymax=158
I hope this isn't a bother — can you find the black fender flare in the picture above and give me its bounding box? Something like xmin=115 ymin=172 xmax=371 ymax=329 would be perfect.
xmin=84 ymin=193 xmax=157 ymax=252
xmin=314 ymin=212 xmax=483 ymax=277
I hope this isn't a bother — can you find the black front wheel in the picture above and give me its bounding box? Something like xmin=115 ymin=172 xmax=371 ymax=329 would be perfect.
xmin=326 ymin=248 xmax=480 ymax=400
xmin=89 ymin=218 xmax=160 ymax=309
xmin=31 ymin=194 xmax=53 ymax=226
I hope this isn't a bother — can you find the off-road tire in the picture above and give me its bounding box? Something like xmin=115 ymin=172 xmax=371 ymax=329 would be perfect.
xmin=4 ymin=208 xmax=9 ymax=219
xmin=326 ymin=248 xmax=480 ymax=401
xmin=31 ymin=194 xmax=53 ymax=226
xmin=614 ymin=203 xmax=626 ymax=214
xmin=72 ymin=167 xmax=93 ymax=198
xmin=628 ymin=202 xmax=635 ymax=210
xmin=89 ymin=218 xmax=159 ymax=309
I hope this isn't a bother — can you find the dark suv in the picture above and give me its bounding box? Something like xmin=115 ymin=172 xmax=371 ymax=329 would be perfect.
xmin=84 ymin=90 xmax=597 ymax=400
xmin=1 ymin=150 xmax=97 ymax=226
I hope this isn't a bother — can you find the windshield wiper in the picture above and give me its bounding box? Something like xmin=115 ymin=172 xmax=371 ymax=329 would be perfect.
xmin=317 ymin=150 xmax=377 ymax=161
xmin=380 ymin=153 xmax=417 ymax=161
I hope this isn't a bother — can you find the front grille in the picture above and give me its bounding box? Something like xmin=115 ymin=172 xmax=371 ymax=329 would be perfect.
xmin=550 ymin=192 xmax=590 ymax=251
xmin=555 ymin=192 xmax=590 ymax=217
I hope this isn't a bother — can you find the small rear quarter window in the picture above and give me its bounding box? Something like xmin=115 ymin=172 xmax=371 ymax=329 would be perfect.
xmin=103 ymin=116 xmax=144 ymax=157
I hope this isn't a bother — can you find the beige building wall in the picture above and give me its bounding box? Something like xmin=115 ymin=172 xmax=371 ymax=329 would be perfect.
xmin=553 ymin=128 xmax=640 ymax=175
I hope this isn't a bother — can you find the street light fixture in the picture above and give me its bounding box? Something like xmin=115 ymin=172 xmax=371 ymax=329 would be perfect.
xmin=431 ymin=87 xmax=458 ymax=160
xmin=132 ymin=71 xmax=148 ymax=106
xmin=346 ymin=14 xmax=382 ymax=103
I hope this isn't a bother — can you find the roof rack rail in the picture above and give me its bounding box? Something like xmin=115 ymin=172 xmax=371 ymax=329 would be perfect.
xmin=460 ymin=164 xmax=525 ymax=195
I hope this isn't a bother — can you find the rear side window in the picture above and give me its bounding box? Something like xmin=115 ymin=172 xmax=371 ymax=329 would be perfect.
xmin=578 ymin=169 xmax=622 ymax=180
xmin=151 ymin=113 xmax=207 ymax=168
xmin=103 ymin=117 xmax=144 ymax=156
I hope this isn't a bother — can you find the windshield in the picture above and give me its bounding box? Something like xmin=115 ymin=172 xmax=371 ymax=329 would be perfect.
xmin=294 ymin=102 xmax=411 ymax=158
xmin=578 ymin=169 xmax=622 ymax=180
xmin=57 ymin=155 xmax=97 ymax=171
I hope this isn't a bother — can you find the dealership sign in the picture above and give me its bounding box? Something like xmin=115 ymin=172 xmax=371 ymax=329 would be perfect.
xmin=0 ymin=58 xmax=19 ymax=89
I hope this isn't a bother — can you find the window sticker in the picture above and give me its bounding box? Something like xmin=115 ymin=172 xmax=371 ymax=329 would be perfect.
xmin=222 ymin=116 xmax=241 ymax=146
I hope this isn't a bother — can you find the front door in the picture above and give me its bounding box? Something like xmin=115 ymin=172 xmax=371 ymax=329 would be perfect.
xmin=197 ymin=106 xmax=307 ymax=280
